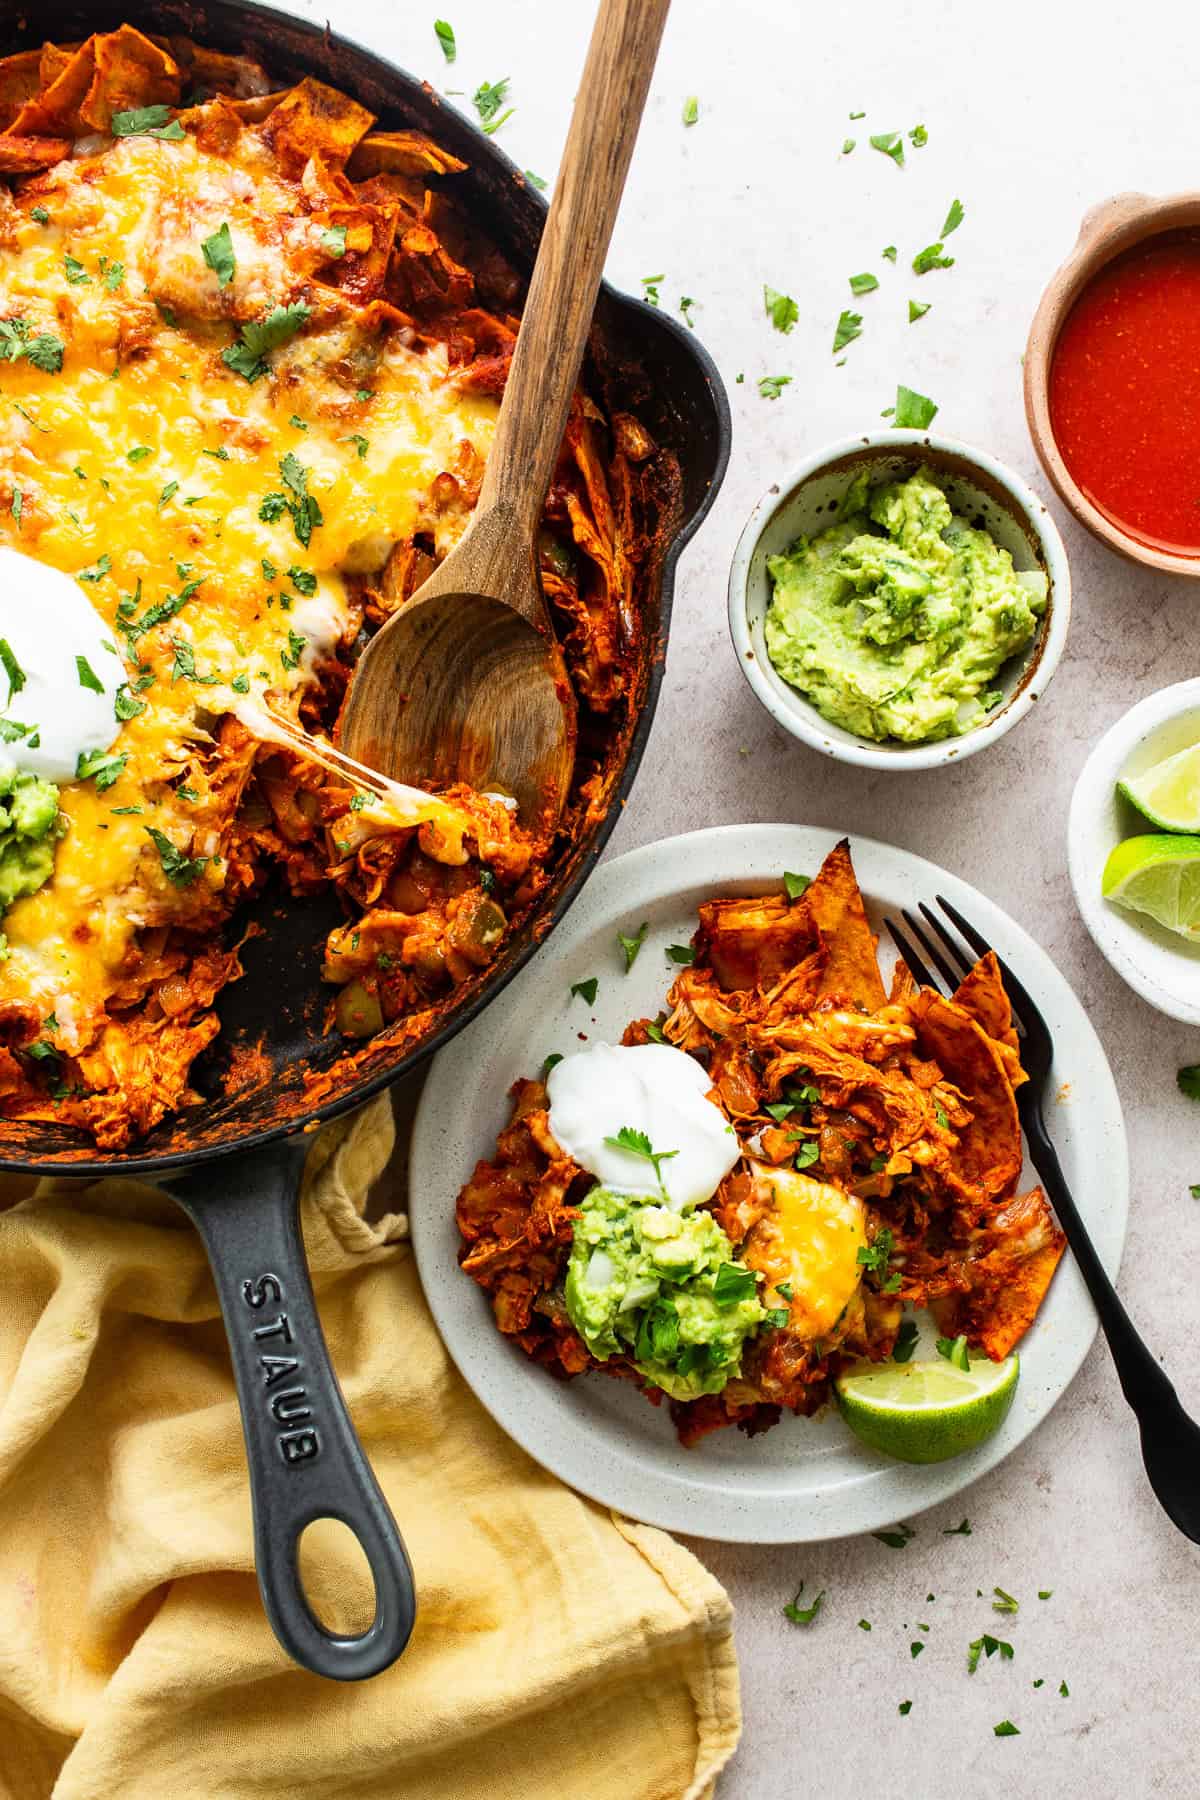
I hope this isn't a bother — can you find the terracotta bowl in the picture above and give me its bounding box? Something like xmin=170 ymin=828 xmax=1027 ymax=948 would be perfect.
xmin=1024 ymin=191 xmax=1200 ymax=577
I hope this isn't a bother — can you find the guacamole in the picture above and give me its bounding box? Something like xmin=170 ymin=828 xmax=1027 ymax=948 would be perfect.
xmin=564 ymin=1186 xmax=764 ymax=1401
xmin=764 ymin=468 xmax=1047 ymax=743
xmin=0 ymin=764 xmax=60 ymax=915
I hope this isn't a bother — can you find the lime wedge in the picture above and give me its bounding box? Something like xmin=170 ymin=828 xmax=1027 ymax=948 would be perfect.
xmin=1101 ymin=834 xmax=1200 ymax=940
xmin=1119 ymin=742 xmax=1200 ymax=832
xmin=835 ymin=1354 xmax=1018 ymax=1463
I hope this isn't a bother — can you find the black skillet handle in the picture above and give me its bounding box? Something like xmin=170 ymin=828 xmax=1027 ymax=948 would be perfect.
xmin=167 ymin=1137 xmax=416 ymax=1680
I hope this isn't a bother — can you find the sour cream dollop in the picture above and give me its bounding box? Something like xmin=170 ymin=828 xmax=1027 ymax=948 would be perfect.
xmin=0 ymin=547 xmax=124 ymax=782
xmin=546 ymin=1042 xmax=741 ymax=1211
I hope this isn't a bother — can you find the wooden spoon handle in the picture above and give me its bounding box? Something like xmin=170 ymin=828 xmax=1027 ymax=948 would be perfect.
xmin=473 ymin=0 xmax=671 ymax=558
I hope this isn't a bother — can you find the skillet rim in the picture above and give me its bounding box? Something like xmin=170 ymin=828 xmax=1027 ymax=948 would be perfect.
xmin=0 ymin=0 xmax=732 ymax=1175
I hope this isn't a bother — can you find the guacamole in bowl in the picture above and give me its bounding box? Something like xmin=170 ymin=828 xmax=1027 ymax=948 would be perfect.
xmin=764 ymin=469 xmax=1047 ymax=744
xmin=728 ymin=431 xmax=1071 ymax=773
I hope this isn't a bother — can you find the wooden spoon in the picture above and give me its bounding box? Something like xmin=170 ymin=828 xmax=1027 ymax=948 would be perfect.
xmin=338 ymin=0 xmax=671 ymax=831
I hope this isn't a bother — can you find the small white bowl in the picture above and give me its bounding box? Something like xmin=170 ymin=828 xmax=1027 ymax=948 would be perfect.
xmin=1068 ymin=679 xmax=1200 ymax=1024
xmin=727 ymin=431 xmax=1072 ymax=772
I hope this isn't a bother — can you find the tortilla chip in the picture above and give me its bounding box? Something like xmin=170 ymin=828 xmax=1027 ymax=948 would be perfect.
xmin=0 ymin=135 xmax=70 ymax=173
xmin=79 ymin=25 xmax=180 ymax=131
xmin=911 ymin=991 xmax=1023 ymax=1200
xmin=315 ymin=201 xmax=400 ymax=301
xmin=40 ymin=42 xmax=82 ymax=89
xmin=226 ymin=90 xmax=288 ymax=124
xmin=953 ymin=951 xmax=1026 ymax=1088
xmin=0 ymin=51 xmax=44 ymax=133
xmin=5 ymin=36 xmax=96 ymax=137
xmin=695 ymin=894 xmax=817 ymax=993
xmin=347 ymin=130 xmax=468 ymax=179
xmin=264 ymin=77 xmax=375 ymax=168
xmin=168 ymin=40 xmax=271 ymax=100
xmin=799 ymin=839 xmax=887 ymax=1012
xmin=931 ymin=1186 xmax=1065 ymax=1358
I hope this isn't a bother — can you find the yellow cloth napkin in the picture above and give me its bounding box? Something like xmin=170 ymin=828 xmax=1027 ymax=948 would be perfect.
xmin=0 ymin=1097 xmax=740 ymax=1800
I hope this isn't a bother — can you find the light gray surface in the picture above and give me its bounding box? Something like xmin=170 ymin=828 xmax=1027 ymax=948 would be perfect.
xmin=304 ymin=0 xmax=1200 ymax=1791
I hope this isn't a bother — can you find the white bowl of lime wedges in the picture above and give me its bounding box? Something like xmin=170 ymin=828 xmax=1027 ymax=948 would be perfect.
xmin=1069 ymin=679 xmax=1200 ymax=1023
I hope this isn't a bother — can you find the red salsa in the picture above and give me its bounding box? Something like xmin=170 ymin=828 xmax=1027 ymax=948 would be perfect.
xmin=1049 ymin=229 xmax=1200 ymax=555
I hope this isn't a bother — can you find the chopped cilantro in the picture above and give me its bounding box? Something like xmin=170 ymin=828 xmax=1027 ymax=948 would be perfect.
xmin=1038 ymin=1590 xmax=1052 ymax=1600
xmin=434 ymin=18 xmax=456 ymax=61
xmin=76 ymin=748 xmax=126 ymax=790
xmin=542 ymin=1052 xmax=563 ymax=1078
xmin=892 ymin=1317 xmax=920 ymax=1362
xmin=857 ymin=1227 xmax=896 ymax=1282
xmin=898 ymin=1701 xmax=912 ymax=1716
xmin=617 ymin=922 xmax=648 ymax=971
xmin=342 ymin=433 xmax=369 ymax=460
xmin=793 ymin=1140 xmax=820 ymax=1169
xmin=872 ymin=1523 xmax=915 ymax=1549
xmin=0 ymin=720 xmax=31 ymax=743
xmin=783 ymin=870 xmax=810 ymax=900
xmin=127 ymin=445 xmax=152 ymax=463
xmin=842 ymin=138 xmax=855 ymax=154
xmin=910 ymin=1642 xmax=924 ymax=1659
xmin=758 ymin=374 xmax=791 ymax=399
xmin=75 ymin=655 xmax=105 ymax=694
xmin=1059 ymin=1680 xmax=1069 ymax=1697
xmin=713 ymin=1262 xmax=759 ymax=1305
xmin=912 ymin=242 xmax=955 ymax=275
xmin=682 ymin=95 xmax=699 ymax=126
xmin=833 ymin=309 xmax=862 ymax=352
xmin=936 ymin=1333 xmax=970 ymax=1371
xmin=604 ymin=1124 xmax=679 ymax=1199
xmin=30 ymin=205 xmax=49 ymax=225
xmin=993 ymin=1587 xmax=1019 ymax=1614
xmin=222 ymin=303 xmax=311 ymax=383
xmin=524 ymin=170 xmax=547 ymax=190
xmin=942 ymin=198 xmax=965 ymax=237
xmin=968 ymin=1634 xmax=1014 ymax=1672
xmin=892 ymin=384 xmax=938 ymax=429
xmin=280 ymin=629 xmax=307 ymax=672
xmin=110 ymin=105 xmax=185 ymax=140
xmin=157 ymin=480 xmax=179 ymax=510
xmin=63 ymin=254 xmax=91 ymax=286
xmin=570 ymin=977 xmax=598 ymax=1006
xmin=782 ymin=1584 xmax=824 ymax=1626
xmin=870 ymin=131 xmax=904 ymax=167
xmin=287 ymin=565 xmax=317 ymax=596
xmin=201 ymin=222 xmax=236 ymax=290
xmin=849 ymin=272 xmax=879 ymax=295
xmin=665 ymin=943 xmax=695 ymax=965
xmin=102 ymin=257 xmax=124 ymax=292
xmin=11 ymin=489 xmax=22 ymax=528
xmin=231 ymin=672 xmax=250 ymax=695
xmin=942 ymin=1516 xmax=971 ymax=1535
xmin=909 ymin=124 xmax=928 ymax=147
xmin=764 ymin=285 xmax=799 ymax=333
xmin=644 ymin=1020 xmax=667 ymax=1044
xmin=473 ymin=77 xmax=513 ymax=134
xmin=993 ymin=1721 xmax=1019 ymax=1738
xmin=858 ymin=1619 xmax=871 ymax=1631
xmin=0 ymin=640 xmax=24 ymax=704
xmin=170 ymin=638 xmax=218 ymax=685
xmin=679 ymin=295 xmax=696 ymax=327
xmin=641 ymin=273 xmax=663 ymax=307
xmin=882 ymin=245 xmax=897 ymax=262
xmin=1177 ymin=1065 xmax=1200 ymax=1100
xmin=114 ymin=686 xmax=145 ymax=721
xmin=76 ymin=554 xmax=111 ymax=583
xmin=144 ymin=825 xmax=207 ymax=886
xmin=908 ymin=299 xmax=931 ymax=323
xmin=320 ymin=225 xmax=348 ymax=259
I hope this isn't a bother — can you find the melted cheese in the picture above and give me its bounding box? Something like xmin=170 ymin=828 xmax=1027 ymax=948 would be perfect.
xmin=751 ymin=1163 xmax=867 ymax=1339
xmin=0 ymin=131 xmax=498 ymax=1041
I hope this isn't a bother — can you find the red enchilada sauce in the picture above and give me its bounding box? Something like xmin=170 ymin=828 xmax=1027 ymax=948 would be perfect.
xmin=1048 ymin=229 xmax=1200 ymax=555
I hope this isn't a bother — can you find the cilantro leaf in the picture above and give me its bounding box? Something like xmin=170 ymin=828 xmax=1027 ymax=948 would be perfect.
xmin=434 ymin=18 xmax=456 ymax=61
xmin=682 ymin=95 xmax=699 ymax=126
xmin=222 ymin=302 xmax=311 ymax=382
xmin=849 ymin=272 xmax=879 ymax=295
xmin=144 ymin=826 xmax=207 ymax=886
xmin=782 ymin=1585 xmax=824 ymax=1625
xmin=541 ymin=1052 xmax=563 ymax=1078
xmin=127 ymin=445 xmax=152 ymax=464
xmin=76 ymin=655 xmax=105 ymax=694
xmin=758 ymin=374 xmax=791 ymax=400
xmin=833 ymin=309 xmax=862 ymax=353
xmin=784 ymin=870 xmax=810 ymax=900
xmin=1177 ymin=1065 xmax=1200 ymax=1100
xmin=898 ymin=1701 xmax=912 ymax=1716
xmin=892 ymin=384 xmax=938 ymax=429
xmin=993 ymin=1721 xmax=1020 ymax=1738
xmin=320 ymin=225 xmax=348 ymax=259
xmin=842 ymin=138 xmax=855 ymax=154
xmin=909 ymin=299 xmax=931 ymax=323
xmin=473 ymin=77 xmax=512 ymax=131
xmin=603 ymin=1124 xmax=679 ymax=1198
xmin=993 ymin=1586 xmax=1019 ymax=1614
xmin=793 ymin=1140 xmax=820 ymax=1169
xmin=943 ymin=1517 xmax=972 ymax=1535
xmin=968 ymin=1634 xmax=1014 ymax=1673
xmin=63 ymin=254 xmax=91 ymax=286
xmin=0 ymin=640 xmax=24 ymax=705
xmin=912 ymin=242 xmax=955 ymax=275
xmin=570 ymin=976 xmax=598 ymax=1006
xmin=287 ymin=565 xmax=317 ymax=596
xmin=764 ymin=285 xmax=798 ymax=333
xmin=882 ymin=245 xmax=897 ymax=262
xmin=870 ymin=131 xmax=904 ymax=167
xmin=1059 ymin=1681 xmax=1069 ymax=1698
xmin=909 ymin=124 xmax=928 ymax=147
xmin=941 ymin=197 xmax=965 ymax=237
xmin=617 ymin=921 xmax=648 ymax=971
xmin=892 ymin=1317 xmax=920 ymax=1362
xmin=665 ymin=943 xmax=695 ymax=965
xmin=76 ymin=554 xmax=111 ymax=583
xmin=872 ymin=1523 xmax=915 ymax=1549
xmin=524 ymin=170 xmax=547 ymax=190
xmin=713 ymin=1262 xmax=759 ymax=1306
xmin=110 ymin=105 xmax=185 ymax=140
xmin=936 ymin=1333 xmax=971 ymax=1371
xmin=76 ymin=748 xmax=127 ymax=790
xmin=201 ymin=222 xmax=236 ymax=289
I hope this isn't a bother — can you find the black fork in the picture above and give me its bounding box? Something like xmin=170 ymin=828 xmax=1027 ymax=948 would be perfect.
xmin=887 ymin=895 xmax=1200 ymax=1545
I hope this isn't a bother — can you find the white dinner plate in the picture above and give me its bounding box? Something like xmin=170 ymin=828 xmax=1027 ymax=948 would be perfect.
xmin=409 ymin=826 xmax=1128 ymax=1543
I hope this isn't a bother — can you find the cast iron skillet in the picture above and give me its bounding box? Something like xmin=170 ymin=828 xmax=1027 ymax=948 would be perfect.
xmin=0 ymin=1 xmax=730 ymax=1680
